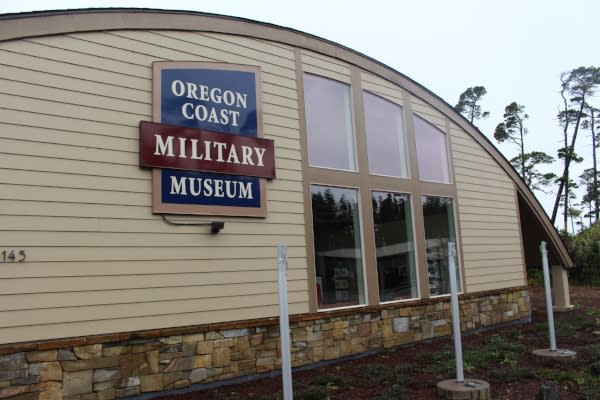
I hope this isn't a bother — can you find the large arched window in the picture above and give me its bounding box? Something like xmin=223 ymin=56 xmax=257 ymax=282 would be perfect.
xmin=301 ymin=70 xmax=460 ymax=311
xmin=303 ymin=74 xmax=356 ymax=171
xmin=414 ymin=115 xmax=451 ymax=183
xmin=363 ymin=92 xmax=408 ymax=178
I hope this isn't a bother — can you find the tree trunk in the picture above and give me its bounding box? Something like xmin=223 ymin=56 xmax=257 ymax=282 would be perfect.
xmin=520 ymin=122 xmax=525 ymax=182
xmin=591 ymin=109 xmax=598 ymax=223
xmin=550 ymin=99 xmax=586 ymax=226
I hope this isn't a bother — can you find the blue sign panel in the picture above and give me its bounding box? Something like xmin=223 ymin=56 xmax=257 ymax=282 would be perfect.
xmin=160 ymin=69 xmax=258 ymax=136
xmin=161 ymin=170 xmax=260 ymax=208
xmin=156 ymin=65 xmax=262 ymax=212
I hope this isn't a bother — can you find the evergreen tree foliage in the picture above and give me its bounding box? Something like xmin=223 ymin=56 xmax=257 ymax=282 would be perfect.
xmin=454 ymin=86 xmax=490 ymax=125
xmin=566 ymin=222 xmax=600 ymax=285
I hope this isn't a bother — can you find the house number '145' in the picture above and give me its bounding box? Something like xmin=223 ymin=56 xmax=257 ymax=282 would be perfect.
xmin=1 ymin=250 xmax=26 ymax=263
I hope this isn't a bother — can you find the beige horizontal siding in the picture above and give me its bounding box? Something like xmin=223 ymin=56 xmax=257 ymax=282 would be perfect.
xmin=0 ymin=303 xmax=308 ymax=344
xmin=0 ymin=268 xmax=308 ymax=296
xmin=0 ymin=258 xmax=308 ymax=279
xmin=411 ymin=96 xmax=446 ymax=130
xmin=0 ymin=30 xmax=308 ymax=344
xmin=451 ymin=125 xmax=525 ymax=293
xmin=1 ymin=279 xmax=309 ymax=312
xmin=301 ymin=50 xmax=352 ymax=83
xmin=360 ymin=71 xmax=404 ymax=105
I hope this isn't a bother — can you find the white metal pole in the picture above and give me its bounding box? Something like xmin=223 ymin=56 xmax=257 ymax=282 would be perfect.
xmin=278 ymin=244 xmax=293 ymax=399
xmin=448 ymin=242 xmax=464 ymax=383
xmin=540 ymin=241 xmax=557 ymax=351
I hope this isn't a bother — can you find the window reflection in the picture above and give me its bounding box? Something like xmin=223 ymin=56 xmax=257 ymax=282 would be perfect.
xmin=312 ymin=185 xmax=364 ymax=308
xmin=372 ymin=192 xmax=417 ymax=301
xmin=422 ymin=196 xmax=460 ymax=296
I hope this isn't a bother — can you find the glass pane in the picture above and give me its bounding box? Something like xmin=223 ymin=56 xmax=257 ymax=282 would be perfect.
xmin=312 ymin=185 xmax=364 ymax=308
xmin=414 ymin=115 xmax=450 ymax=183
xmin=422 ymin=196 xmax=460 ymax=296
xmin=304 ymin=74 xmax=356 ymax=170
xmin=364 ymin=92 xmax=408 ymax=177
xmin=372 ymin=191 xmax=417 ymax=302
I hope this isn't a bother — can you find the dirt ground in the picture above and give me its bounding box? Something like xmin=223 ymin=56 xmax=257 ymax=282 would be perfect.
xmin=153 ymin=286 xmax=600 ymax=400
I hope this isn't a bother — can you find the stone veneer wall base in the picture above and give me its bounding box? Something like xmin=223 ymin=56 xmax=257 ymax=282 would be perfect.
xmin=0 ymin=287 xmax=530 ymax=400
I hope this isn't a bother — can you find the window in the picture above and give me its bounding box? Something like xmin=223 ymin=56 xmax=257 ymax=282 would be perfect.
xmin=422 ymin=196 xmax=460 ymax=296
xmin=414 ymin=115 xmax=450 ymax=183
xmin=311 ymin=185 xmax=365 ymax=308
xmin=302 ymin=70 xmax=461 ymax=310
xmin=363 ymin=92 xmax=408 ymax=177
xmin=303 ymin=74 xmax=356 ymax=171
xmin=372 ymin=192 xmax=417 ymax=301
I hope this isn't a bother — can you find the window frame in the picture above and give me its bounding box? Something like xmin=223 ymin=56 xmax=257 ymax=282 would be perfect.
xmin=370 ymin=190 xmax=420 ymax=304
xmin=310 ymin=183 xmax=368 ymax=310
xmin=413 ymin=113 xmax=452 ymax=184
xmin=363 ymin=90 xmax=410 ymax=179
xmin=298 ymin=65 xmax=463 ymax=312
xmin=420 ymin=194 xmax=462 ymax=297
xmin=302 ymin=72 xmax=358 ymax=172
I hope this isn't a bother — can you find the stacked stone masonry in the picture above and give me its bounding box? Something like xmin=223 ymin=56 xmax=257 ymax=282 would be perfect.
xmin=0 ymin=288 xmax=530 ymax=399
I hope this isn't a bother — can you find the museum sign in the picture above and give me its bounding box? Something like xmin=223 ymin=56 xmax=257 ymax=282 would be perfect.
xmin=140 ymin=62 xmax=274 ymax=217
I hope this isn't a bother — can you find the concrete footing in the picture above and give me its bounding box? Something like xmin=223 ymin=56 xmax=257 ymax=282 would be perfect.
xmin=436 ymin=379 xmax=490 ymax=399
xmin=532 ymin=348 xmax=576 ymax=360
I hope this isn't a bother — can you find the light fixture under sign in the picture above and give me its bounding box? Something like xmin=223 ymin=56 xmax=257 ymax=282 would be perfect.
xmin=161 ymin=215 xmax=225 ymax=234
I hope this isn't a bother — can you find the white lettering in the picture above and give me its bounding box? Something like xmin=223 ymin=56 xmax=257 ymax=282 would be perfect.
xmin=181 ymin=103 xmax=194 ymax=120
xmin=188 ymin=177 xmax=202 ymax=196
xmin=203 ymin=141 xmax=212 ymax=161
xmin=236 ymin=93 xmax=247 ymax=109
xmin=190 ymin=139 xmax=201 ymax=159
xmin=194 ymin=104 xmax=208 ymax=121
xmin=203 ymin=179 xmax=214 ymax=197
xmin=207 ymin=107 xmax=219 ymax=123
xmin=254 ymin=148 xmax=266 ymax=167
xmin=222 ymin=90 xmax=235 ymax=106
xmin=241 ymin=146 xmax=254 ymax=165
xmin=154 ymin=135 xmax=174 ymax=157
xmin=169 ymin=176 xmax=187 ymax=195
xmin=171 ymin=80 xmax=185 ymax=96
xmin=213 ymin=142 xmax=227 ymax=162
xmin=225 ymin=180 xmax=237 ymax=198
xmin=178 ymin=137 xmax=187 ymax=158
xmin=167 ymin=176 xmax=254 ymax=200
xmin=219 ymin=109 xmax=230 ymax=125
xmin=214 ymin=180 xmax=224 ymax=197
xmin=230 ymin=111 xmax=240 ymax=127
xmin=210 ymin=87 xmax=222 ymax=103
xmin=198 ymin=85 xmax=209 ymax=101
xmin=186 ymin=82 xmax=198 ymax=99
xmin=239 ymin=181 xmax=253 ymax=199
xmin=226 ymin=146 xmax=240 ymax=164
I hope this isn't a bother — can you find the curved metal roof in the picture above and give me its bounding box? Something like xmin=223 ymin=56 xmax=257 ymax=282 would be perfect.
xmin=0 ymin=8 xmax=573 ymax=268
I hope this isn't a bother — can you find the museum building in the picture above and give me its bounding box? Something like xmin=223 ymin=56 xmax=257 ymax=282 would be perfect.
xmin=0 ymin=9 xmax=573 ymax=399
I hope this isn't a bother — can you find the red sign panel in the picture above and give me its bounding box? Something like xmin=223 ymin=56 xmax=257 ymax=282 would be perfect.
xmin=140 ymin=121 xmax=276 ymax=179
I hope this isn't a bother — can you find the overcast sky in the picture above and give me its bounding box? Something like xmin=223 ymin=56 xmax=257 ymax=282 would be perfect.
xmin=1 ymin=0 xmax=599 ymax=225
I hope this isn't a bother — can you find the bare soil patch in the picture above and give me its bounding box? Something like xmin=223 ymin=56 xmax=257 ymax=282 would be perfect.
xmin=154 ymin=286 xmax=600 ymax=400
